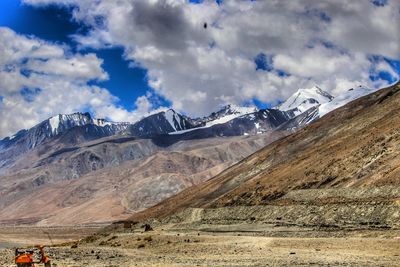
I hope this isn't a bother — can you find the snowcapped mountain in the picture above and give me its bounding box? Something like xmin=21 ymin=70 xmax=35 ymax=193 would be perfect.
xmin=0 ymin=109 xmax=199 ymax=154
xmin=129 ymin=109 xmax=196 ymax=137
xmin=48 ymin=113 xmax=131 ymax=136
xmin=215 ymin=108 xmax=294 ymax=135
xmin=169 ymin=107 xmax=294 ymax=137
xmin=274 ymin=85 xmax=375 ymax=129
xmin=0 ymin=112 xmax=133 ymax=170
xmin=168 ymin=104 xmax=259 ymax=135
xmin=0 ymin=112 xmax=130 ymax=150
xmin=276 ymin=86 xmax=333 ymax=116
xmin=191 ymin=104 xmax=258 ymax=127
xmin=0 ymin=84 xmax=376 ymax=165
xmin=318 ymin=86 xmax=375 ymax=117
xmin=151 ymin=108 xmax=295 ymax=146
xmin=128 ymin=105 xmax=258 ymax=138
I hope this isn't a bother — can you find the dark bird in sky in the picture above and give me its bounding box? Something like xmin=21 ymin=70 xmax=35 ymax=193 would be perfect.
xmin=204 ymin=22 xmax=207 ymax=29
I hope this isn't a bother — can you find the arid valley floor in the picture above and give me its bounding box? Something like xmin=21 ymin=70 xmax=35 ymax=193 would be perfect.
xmin=1 ymin=223 xmax=400 ymax=266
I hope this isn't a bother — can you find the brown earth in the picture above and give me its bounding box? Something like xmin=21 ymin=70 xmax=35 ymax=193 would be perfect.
xmin=131 ymin=81 xmax=400 ymax=222
xmin=0 ymin=226 xmax=102 ymax=248
xmin=0 ymin=132 xmax=284 ymax=225
xmin=1 ymin=225 xmax=399 ymax=266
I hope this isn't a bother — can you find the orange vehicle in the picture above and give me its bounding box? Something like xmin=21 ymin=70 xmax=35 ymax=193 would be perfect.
xmin=15 ymin=245 xmax=51 ymax=267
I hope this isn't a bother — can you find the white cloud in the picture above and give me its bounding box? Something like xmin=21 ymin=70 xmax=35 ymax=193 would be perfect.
xmin=0 ymin=27 xmax=155 ymax=138
xmin=25 ymin=54 xmax=108 ymax=81
xmin=0 ymin=27 xmax=64 ymax=66
xmin=320 ymin=0 xmax=400 ymax=59
xmin=134 ymin=95 xmax=152 ymax=114
xmin=14 ymin=0 xmax=400 ymax=120
xmin=32 ymin=0 xmax=398 ymax=116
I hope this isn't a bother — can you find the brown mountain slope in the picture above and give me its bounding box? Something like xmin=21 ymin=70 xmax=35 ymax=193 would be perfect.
xmin=132 ymin=81 xmax=400 ymax=221
xmin=0 ymin=133 xmax=283 ymax=225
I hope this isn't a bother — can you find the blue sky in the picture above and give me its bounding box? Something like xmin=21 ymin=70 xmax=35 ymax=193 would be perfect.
xmin=0 ymin=0 xmax=229 ymax=112
xmin=0 ymin=0 xmax=399 ymax=137
xmin=0 ymin=0 xmax=155 ymax=112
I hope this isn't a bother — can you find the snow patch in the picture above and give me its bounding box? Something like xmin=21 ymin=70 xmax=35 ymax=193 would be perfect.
xmin=93 ymin=119 xmax=112 ymax=127
xmin=205 ymin=113 xmax=241 ymax=127
xmin=49 ymin=115 xmax=60 ymax=134
xmin=319 ymin=86 xmax=375 ymax=117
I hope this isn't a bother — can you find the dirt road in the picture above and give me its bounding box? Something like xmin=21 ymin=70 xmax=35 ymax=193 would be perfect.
xmin=0 ymin=225 xmax=102 ymax=248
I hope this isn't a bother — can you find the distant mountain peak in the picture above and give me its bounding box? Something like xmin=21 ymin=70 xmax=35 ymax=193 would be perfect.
xmin=48 ymin=112 xmax=93 ymax=134
xmin=47 ymin=112 xmax=131 ymax=132
xmin=163 ymin=109 xmax=186 ymax=131
xmin=0 ymin=112 xmax=133 ymax=151
xmin=276 ymin=86 xmax=333 ymax=115
xmin=218 ymin=104 xmax=257 ymax=115
xmin=1 ymin=84 xmax=376 ymax=154
xmin=194 ymin=104 xmax=258 ymax=127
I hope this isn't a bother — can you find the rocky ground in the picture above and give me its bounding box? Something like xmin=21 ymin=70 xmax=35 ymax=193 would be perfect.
xmin=1 ymin=224 xmax=399 ymax=266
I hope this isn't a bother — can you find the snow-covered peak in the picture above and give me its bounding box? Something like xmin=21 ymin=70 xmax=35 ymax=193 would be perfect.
xmin=49 ymin=116 xmax=60 ymax=134
xmin=218 ymin=104 xmax=258 ymax=116
xmin=276 ymin=86 xmax=333 ymax=115
xmin=93 ymin=118 xmax=113 ymax=127
xmin=46 ymin=112 xmax=132 ymax=136
xmin=319 ymin=85 xmax=375 ymax=117
xmin=199 ymin=104 xmax=258 ymax=127
xmin=163 ymin=109 xmax=182 ymax=131
xmin=48 ymin=112 xmax=92 ymax=134
xmin=169 ymin=104 xmax=258 ymax=135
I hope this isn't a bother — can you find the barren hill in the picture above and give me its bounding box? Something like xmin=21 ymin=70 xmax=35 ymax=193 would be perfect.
xmin=131 ymin=81 xmax=400 ymax=226
xmin=0 ymin=133 xmax=284 ymax=225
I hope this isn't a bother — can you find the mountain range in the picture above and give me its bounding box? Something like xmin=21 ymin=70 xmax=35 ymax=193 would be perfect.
xmin=0 ymin=84 xmax=377 ymax=225
xmin=131 ymin=81 xmax=400 ymax=231
xmin=1 ymin=84 xmax=352 ymax=158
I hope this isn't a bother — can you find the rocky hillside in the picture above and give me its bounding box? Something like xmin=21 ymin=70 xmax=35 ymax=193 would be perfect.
xmin=0 ymin=133 xmax=287 ymax=225
xmin=131 ymin=81 xmax=400 ymax=228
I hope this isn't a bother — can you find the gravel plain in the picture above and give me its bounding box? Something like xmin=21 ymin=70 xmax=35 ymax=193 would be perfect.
xmin=1 ymin=225 xmax=399 ymax=266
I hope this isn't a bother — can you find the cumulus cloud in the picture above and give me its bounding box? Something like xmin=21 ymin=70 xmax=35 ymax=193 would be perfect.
xmin=134 ymin=95 xmax=152 ymax=114
xmin=0 ymin=27 xmax=153 ymax=137
xmin=15 ymin=0 xmax=400 ymax=120
xmin=24 ymin=0 xmax=398 ymax=116
xmin=24 ymin=54 xmax=108 ymax=81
